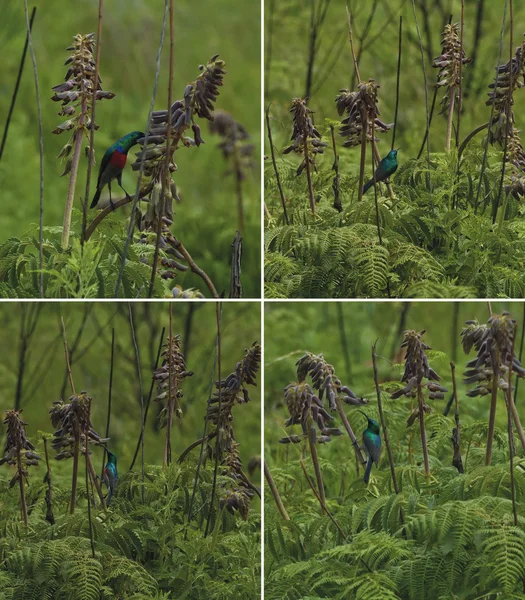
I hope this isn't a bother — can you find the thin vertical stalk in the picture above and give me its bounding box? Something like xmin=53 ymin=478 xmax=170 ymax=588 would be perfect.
xmin=101 ymin=328 xmax=114 ymax=475
xmin=264 ymin=461 xmax=290 ymax=520
xmin=417 ymin=381 xmax=430 ymax=477
xmin=391 ymin=16 xmax=403 ymax=151
xmin=16 ymin=448 xmax=28 ymax=527
xmin=445 ymin=91 xmax=455 ymax=152
xmin=82 ymin=0 xmax=104 ymax=249
xmin=335 ymin=396 xmax=366 ymax=464
xmin=412 ymin=0 xmax=431 ymax=191
xmin=115 ymin=0 xmax=168 ymax=297
xmin=303 ymin=139 xmax=316 ymax=214
xmin=61 ymin=317 xmax=79 ymax=514
xmin=455 ymin=0 xmax=465 ymax=149
xmin=23 ymin=2 xmax=44 ymax=295
xmin=493 ymin=0 xmax=513 ymax=225
xmin=308 ymin=425 xmax=326 ymax=507
xmin=372 ymin=342 xmax=399 ymax=493
xmin=205 ymin=301 xmax=222 ymax=538
xmin=330 ymin=125 xmax=342 ymax=212
xmin=505 ymin=324 xmax=518 ymax=526
xmin=450 ymin=362 xmax=464 ymax=473
xmin=149 ymin=0 xmax=174 ymax=298
xmin=266 ymin=106 xmax=289 ymax=224
xmin=474 ymin=0 xmax=507 ymax=215
xmin=0 ymin=7 xmax=36 ymax=161
xmin=129 ymin=327 xmax=165 ymax=471
xmin=187 ymin=312 xmax=219 ymax=524
xmin=358 ymin=118 xmax=367 ymax=202
xmin=85 ymin=405 xmax=95 ymax=558
xmin=232 ymin=143 xmax=245 ymax=233
xmin=298 ymin=457 xmax=349 ymax=542
xmin=62 ymin=90 xmax=86 ymax=249
xmin=43 ymin=437 xmax=55 ymax=525
xmin=164 ymin=304 xmax=174 ymax=467
xmin=485 ymin=353 xmax=499 ymax=466
xmin=128 ymin=304 xmax=145 ymax=502
xmin=336 ymin=303 xmax=351 ymax=380
xmin=513 ymin=302 xmax=525 ymax=403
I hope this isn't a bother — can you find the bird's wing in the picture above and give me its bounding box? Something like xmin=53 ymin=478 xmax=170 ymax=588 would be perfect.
xmin=96 ymin=147 xmax=114 ymax=188
xmin=363 ymin=434 xmax=381 ymax=465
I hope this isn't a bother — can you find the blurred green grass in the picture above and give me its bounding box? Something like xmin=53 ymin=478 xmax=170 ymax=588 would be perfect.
xmin=0 ymin=0 xmax=261 ymax=296
xmin=0 ymin=301 xmax=261 ymax=476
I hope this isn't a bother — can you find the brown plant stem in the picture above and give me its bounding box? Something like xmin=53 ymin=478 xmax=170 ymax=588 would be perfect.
xmin=62 ymin=95 xmax=86 ymax=249
xmin=128 ymin=303 xmax=145 ymax=503
xmin=486 ymin=355 xmax=499 ymax=466
xmin=265 ymin=105 xmax=289 ymax=225
xmin=303 ymin=139 xmax=316 ymax=214
xmin=177 ymin=431 xmax=216 ymax=464
xmin=232 ymin=142 xmax=245 ymax=233
xmin=169 ymin=236 xmax=219 ymax=298
xmin=229 ymin=231 xmax=242 ymax=298
xmin=299 ymin=458 xmax=349 ymax=543
xmin=308 ymin=425 xmax=325 ymax=507
xmin=0 ymin=7 xmax=36 ymax=162
xmin=372 ymin=342 xmax=399 ymax=493
xmin=264 ymin=461 xmax=290 ymax=521
xmin=358 ymin=118 xmax=367 ymax=202
xmin=83 ymin=187 xmax=152 ymax=242
xmin=330 ymin=124 xmax=342 ymax=212
xmin=164 ymin=303 xmax=174 ymax=467
xmin=205 ymin=301 xmax=222 ymax=538
xmin=61 ymin=316 xmax=79 ymax=514
xmin=417 ymin=381 xmax=430 ymax=477
xmin=82 ymin=0 xmax=103 ymax=248
xmin=85 ymin=412 xmax=95 ymax=558
xmin=149 ymin=0 xmax=174 ymax=298
xmin=86 ymin=452 xmax=106 ymax=510
xmin=372 ymin=141 xmax=395 ymax=199
xmin=445 ymin=90 xmax=456 ymax=152
xmin=43 ymin=437 xmax=55 ymax=525
xmin=450 ymin=362 xmax=464 ymax=473
xmin=336 ymin=396 xmax=367 ymax=465
xmin=16 ymin=447 xmax=28 ymax=527
xmin=506 ymin=323 xmax=518 ymax=526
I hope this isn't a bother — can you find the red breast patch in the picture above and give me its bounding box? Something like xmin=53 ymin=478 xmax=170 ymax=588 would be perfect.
xmin=110 ymin=150 xmax=127 ymax=169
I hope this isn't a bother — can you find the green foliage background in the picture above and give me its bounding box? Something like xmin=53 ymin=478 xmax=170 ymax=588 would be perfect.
xmin=264 ymin=0 xmax=525 ymax=298
xmin=0 ymin=301 xmax=261 ymax=599
xmin=1 ymin=0 xmax=261 ymax=297
xmin=265 ymin=301 xmax=525 ymax=599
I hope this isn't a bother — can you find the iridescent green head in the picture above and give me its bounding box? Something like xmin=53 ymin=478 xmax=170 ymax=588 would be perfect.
xmin=106 ymin=450 xmax=117 ymax=465
xmin=117 ymin=131 xmax=144 ymax=152
xmin=358 ymin=410 xmax=380 ymax=433
xmin=388 ymin=148 xmax=401 ymax=160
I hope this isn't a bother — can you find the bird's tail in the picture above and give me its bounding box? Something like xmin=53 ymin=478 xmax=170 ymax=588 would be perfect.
xmin=90 ymin=187 xmax=101 ymax=209
xmin=363 ymin=456 xmax=373 ymax=484
xmin=362 ymin=178 xmax=374 ymax=194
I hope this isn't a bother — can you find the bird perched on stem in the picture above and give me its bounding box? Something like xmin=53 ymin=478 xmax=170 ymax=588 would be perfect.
xmin=358 ymin=410 xmax=381 ymax=484
xmin=363 ymin=148 xmax=400 ymax=194
xmin=102 ymin=450 xmax=118 ymax=505
xmin=91 ymin=131 xmax=144 ymax=209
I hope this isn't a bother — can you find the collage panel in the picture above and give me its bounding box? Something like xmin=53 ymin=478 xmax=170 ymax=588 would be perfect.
xmin=2 ymin=0 xmax=260 ymax=299
xmin=264 ymin=301 xmax=525 ymax=599
xmin=264 ymin=1 xmax=525 ymax=299
xmin=0 ymin=301 xmax=261 ymax=598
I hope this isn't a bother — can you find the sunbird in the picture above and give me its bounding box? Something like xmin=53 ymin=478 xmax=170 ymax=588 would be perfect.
xmin=358 ymin=410 xmax=381 ymax=484
xmin=363 ymin=148 xmax=400 ymax=194
xmin=102 ymin=450 xmax=118 ymax=506
xmin=91 ymin=131 xmax=144 ymax=209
